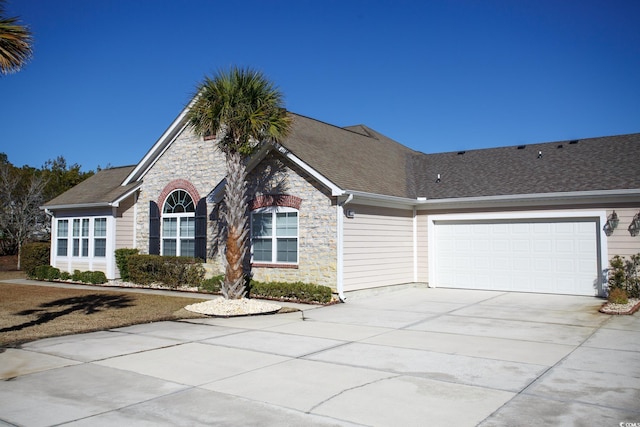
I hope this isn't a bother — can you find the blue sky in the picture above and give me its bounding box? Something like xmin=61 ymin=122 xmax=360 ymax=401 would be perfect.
xmin=2 ymin=0 xmax=639 ymax=171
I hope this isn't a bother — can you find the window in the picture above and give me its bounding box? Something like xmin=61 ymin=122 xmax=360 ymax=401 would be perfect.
xmin=57 ymin=220 xmax=68 ymax=256
xmin=72 ymin=219 xmax=90 ymax=257
xmin=55 ymin=217 xmax=107 ymax=259
xmin=94 ymin=218 xmax=107 ymax=257
xmin=162 ymin=190 xmax=195 ymax=257
xmin=251 ymin=207 xmax=298 ymax=264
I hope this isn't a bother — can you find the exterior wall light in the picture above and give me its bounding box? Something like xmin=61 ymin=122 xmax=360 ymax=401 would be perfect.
xmin=603 ymin=210 xmax=619 ymax=236
xmin=629 ymin=211 xmax=640 ymax=237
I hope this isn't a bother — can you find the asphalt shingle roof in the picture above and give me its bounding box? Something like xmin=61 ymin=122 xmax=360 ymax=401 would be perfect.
xmin=43 ymin=112 xmax=640 ymax=209
xmin=281 ymin=115 xmax=640 ymax=200
xmin=43 ymin=165 xmax=138 ymax=207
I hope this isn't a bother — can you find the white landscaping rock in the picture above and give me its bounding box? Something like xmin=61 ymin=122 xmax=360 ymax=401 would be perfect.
xmin=185 ymin=298 xmax=281 ymax=317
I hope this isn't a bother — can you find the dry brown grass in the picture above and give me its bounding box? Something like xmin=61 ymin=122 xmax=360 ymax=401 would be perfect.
xmin=0 ymin=277 xmax=208 ymax=347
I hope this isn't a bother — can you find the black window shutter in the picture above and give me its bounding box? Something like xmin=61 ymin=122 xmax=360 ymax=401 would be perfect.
xmin=195 ymin=197 xmax=207 ymax=261
xmin=149 ymin=201 xmax=160 ymax=255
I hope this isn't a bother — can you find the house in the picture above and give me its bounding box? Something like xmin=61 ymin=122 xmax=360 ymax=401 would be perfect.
xmin=42 ymin=104 xmax=640 ymax=299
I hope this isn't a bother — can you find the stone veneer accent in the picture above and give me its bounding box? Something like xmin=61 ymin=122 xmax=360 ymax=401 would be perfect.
xmin=135 ymin=126 xmax=227 ymax=253
xmin=134 ymin=125 xmax=338 ymax=289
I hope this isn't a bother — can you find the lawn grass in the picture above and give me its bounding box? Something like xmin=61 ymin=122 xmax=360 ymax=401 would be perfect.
xmin=0 ymin=271 xmax=208 ymax=347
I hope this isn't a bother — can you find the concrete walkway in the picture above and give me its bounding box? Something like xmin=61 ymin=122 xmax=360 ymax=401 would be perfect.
xmin=1 ymin=285 xmax=639 ymax=426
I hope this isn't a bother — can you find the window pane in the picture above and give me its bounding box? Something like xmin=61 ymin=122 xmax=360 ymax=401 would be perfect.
xmin=181 ymin=239 xmax=195 ymax=257
xmin=163 ymin=218 xmax=177 ymax=237
xmin=277 ymin=238 xmax=297 ymax=263
xmin=180 ymin=217 xmax=195 ymax=238
xmin=94 ymin=238 xmax=106 ymax=257
xmin=57 ymin=239 xmax=67 ymax=256
xmin=82 ymin=219 xmax=89 ymax=237
xmin=251 ymin=213 xmax=272 ymax=237
xmin=163 ymin=190 xmax=195 ymax=213
xmin=82 ymin=238 xmax=89 ymax=257
xmin=276 ymin=212 xmax=298 ymax=237
xmin=73 ymin=238 xmax=79 ymax=256
xmin=94 ymin=218 xmax=107 ymax=237
xmin=57 ymin=220 xmax=68 ymax=237
xmin=253 ymin=238 xmax=272 ymax=262
xmin=163 ymin=239 xmax=176 ymax=256
xmin=73 ymin=219 xmax=80 ymax=237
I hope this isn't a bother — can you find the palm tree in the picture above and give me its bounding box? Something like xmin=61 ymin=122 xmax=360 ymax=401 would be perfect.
xmin=188 ymin=67 xmax=292 ymax=299
xmin=0 ymin=0 xmax=32 ymax=75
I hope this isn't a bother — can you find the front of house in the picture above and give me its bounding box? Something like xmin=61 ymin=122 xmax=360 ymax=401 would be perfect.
xmin=42 ymin=103 xmax=640 ymax=298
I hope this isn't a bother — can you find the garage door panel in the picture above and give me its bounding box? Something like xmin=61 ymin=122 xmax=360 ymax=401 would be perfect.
xmin=433 ymin=219 xmax=598 ymax=296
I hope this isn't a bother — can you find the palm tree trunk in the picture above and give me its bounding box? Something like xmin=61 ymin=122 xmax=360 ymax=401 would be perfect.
xmin=221 ymin=151 xmax=248 ymax=299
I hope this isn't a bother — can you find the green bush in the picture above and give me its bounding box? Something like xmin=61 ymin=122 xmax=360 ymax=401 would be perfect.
xmin=71 ymin=270 xmax=107 ymax=284
xmin=115 ymin=248 xmax=139 ymax=281
xmin=127 ymin=255 xmax=205 ymax=287
xmin=33 ymin=265 xmax=61 ymax=281
xmin=199 ymin=275 xmax=224 ymax=293
xmin=20 ymin=242 xmax=51 ymax=277
xmin=248 ymin=280 xmax=332 ymax=304
xmin=608 ymin=253 xmax=640 ymax=299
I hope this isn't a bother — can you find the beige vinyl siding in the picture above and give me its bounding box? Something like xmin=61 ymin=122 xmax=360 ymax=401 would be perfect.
xmin=606 ymin=207 xmax=640 ymax=259
xmin=343 ymin=204 xmax=414 ymax=290
xmin=115 ymin=195 xmax=136 ymax=249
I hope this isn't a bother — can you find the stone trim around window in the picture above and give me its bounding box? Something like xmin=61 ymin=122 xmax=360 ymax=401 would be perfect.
xmin=157 ymin=179 xmax=201 ymax=211
xmin=251 ymin=263 xmax=298 ymax=269
xmin=250 ymin=194 xmax=302 ymax=210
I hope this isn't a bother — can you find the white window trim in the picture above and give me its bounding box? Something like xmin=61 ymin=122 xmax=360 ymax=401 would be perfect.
xmin=160 ymin=190 xmax=195 ymax=257
xmin=250 ymin=206 xmax=299 ymax=265
xmin=54 ymin=216 xmax=109 ymax=270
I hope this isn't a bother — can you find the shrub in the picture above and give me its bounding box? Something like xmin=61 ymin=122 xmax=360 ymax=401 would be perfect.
xmin=20 ymin=242 xmax=51 ymax=277
xmin=199 ymin=275 xmax=224 ymax=293
xmin=115 ymin=248 xmax=139 ymax=281
xmin=33 ymin=265 xmax=61 ymax=281
xmin=127 ymin=255 xmax=205 ymax=287
xmin=248 ymin=280 xmax=333 ymax=304
xmin=608 ymin=253 xmax=640 ymax=299
xmin=70 ymin=270 xmax=107 ymax=284
xmin=608 ymin=287 xmax=629 ymax=304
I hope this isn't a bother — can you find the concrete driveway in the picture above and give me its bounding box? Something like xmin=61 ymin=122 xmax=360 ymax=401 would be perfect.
xmin=1 ymin=286 xmax=639 ymax=426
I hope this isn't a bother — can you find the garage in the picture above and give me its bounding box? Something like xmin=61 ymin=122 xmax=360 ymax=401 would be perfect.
xmin=429 ymin=213 xmax=603 ymax=296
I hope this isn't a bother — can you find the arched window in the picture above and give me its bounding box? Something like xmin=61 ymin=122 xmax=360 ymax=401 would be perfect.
xmin=162 ymin=190 xmax=195 ymax=257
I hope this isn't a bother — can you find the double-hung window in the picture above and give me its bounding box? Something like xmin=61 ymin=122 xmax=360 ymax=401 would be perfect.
xmin=162 ymin=190 xmax=195 ymax=257
xmin=72 ymin=218 xmax=90 ymax=257
xmin=251 ymin=207 xmax=298 ymax=264
xmin=57 ymin=220 xmax=69 ymax=256
xmin=56 ymin=217 xmax=107 ymax=258
xmin=94 ymin=218 xmax=107 ymax=257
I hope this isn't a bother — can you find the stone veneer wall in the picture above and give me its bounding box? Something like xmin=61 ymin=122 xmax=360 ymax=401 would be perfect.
xmin=135 ymin=129 xmax=338 ymax=288
xmin=135 ymin=126 xmax=226 ymax=253
xmin=206 ymin=152 xmax=338 ymax=289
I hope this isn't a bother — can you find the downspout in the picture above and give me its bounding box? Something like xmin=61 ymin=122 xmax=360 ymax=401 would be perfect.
xmin=336 ymin=193 xmax=353 ymax=302
xmin=44 ymin=208 xmax=54 ymax=268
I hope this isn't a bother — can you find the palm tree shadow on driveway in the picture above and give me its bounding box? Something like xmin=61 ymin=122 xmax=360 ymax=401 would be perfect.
xmin=0 ymin=294 xmax=134 ymax=333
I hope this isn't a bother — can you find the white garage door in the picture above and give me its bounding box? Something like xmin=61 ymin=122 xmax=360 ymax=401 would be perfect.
xmin=433 ymin=219 xmax=599 ymax=295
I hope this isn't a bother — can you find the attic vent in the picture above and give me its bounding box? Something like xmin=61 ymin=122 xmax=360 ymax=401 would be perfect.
xmin=517 ymin=145 xmax=526 ymax=150
xmin=457 ymin=151 xmax=465 ymax=155
xmin=569 ymin=140 xmax=579 ymax=144
xmin=557 ymin=144 xmax=563 ymax=148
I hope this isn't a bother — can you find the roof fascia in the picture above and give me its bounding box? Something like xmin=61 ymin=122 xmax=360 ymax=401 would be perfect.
xmin=417 ymin=188 xmax=640 ymax=210
xmin=111 ymin=182 xmax=142 ymax=205
xmin=41 ymin=202 xmax=115 ymax=211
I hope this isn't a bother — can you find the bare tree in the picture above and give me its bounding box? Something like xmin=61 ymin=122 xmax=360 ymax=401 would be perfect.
xmin=0 ymin=163 xmax=47 ymax=269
